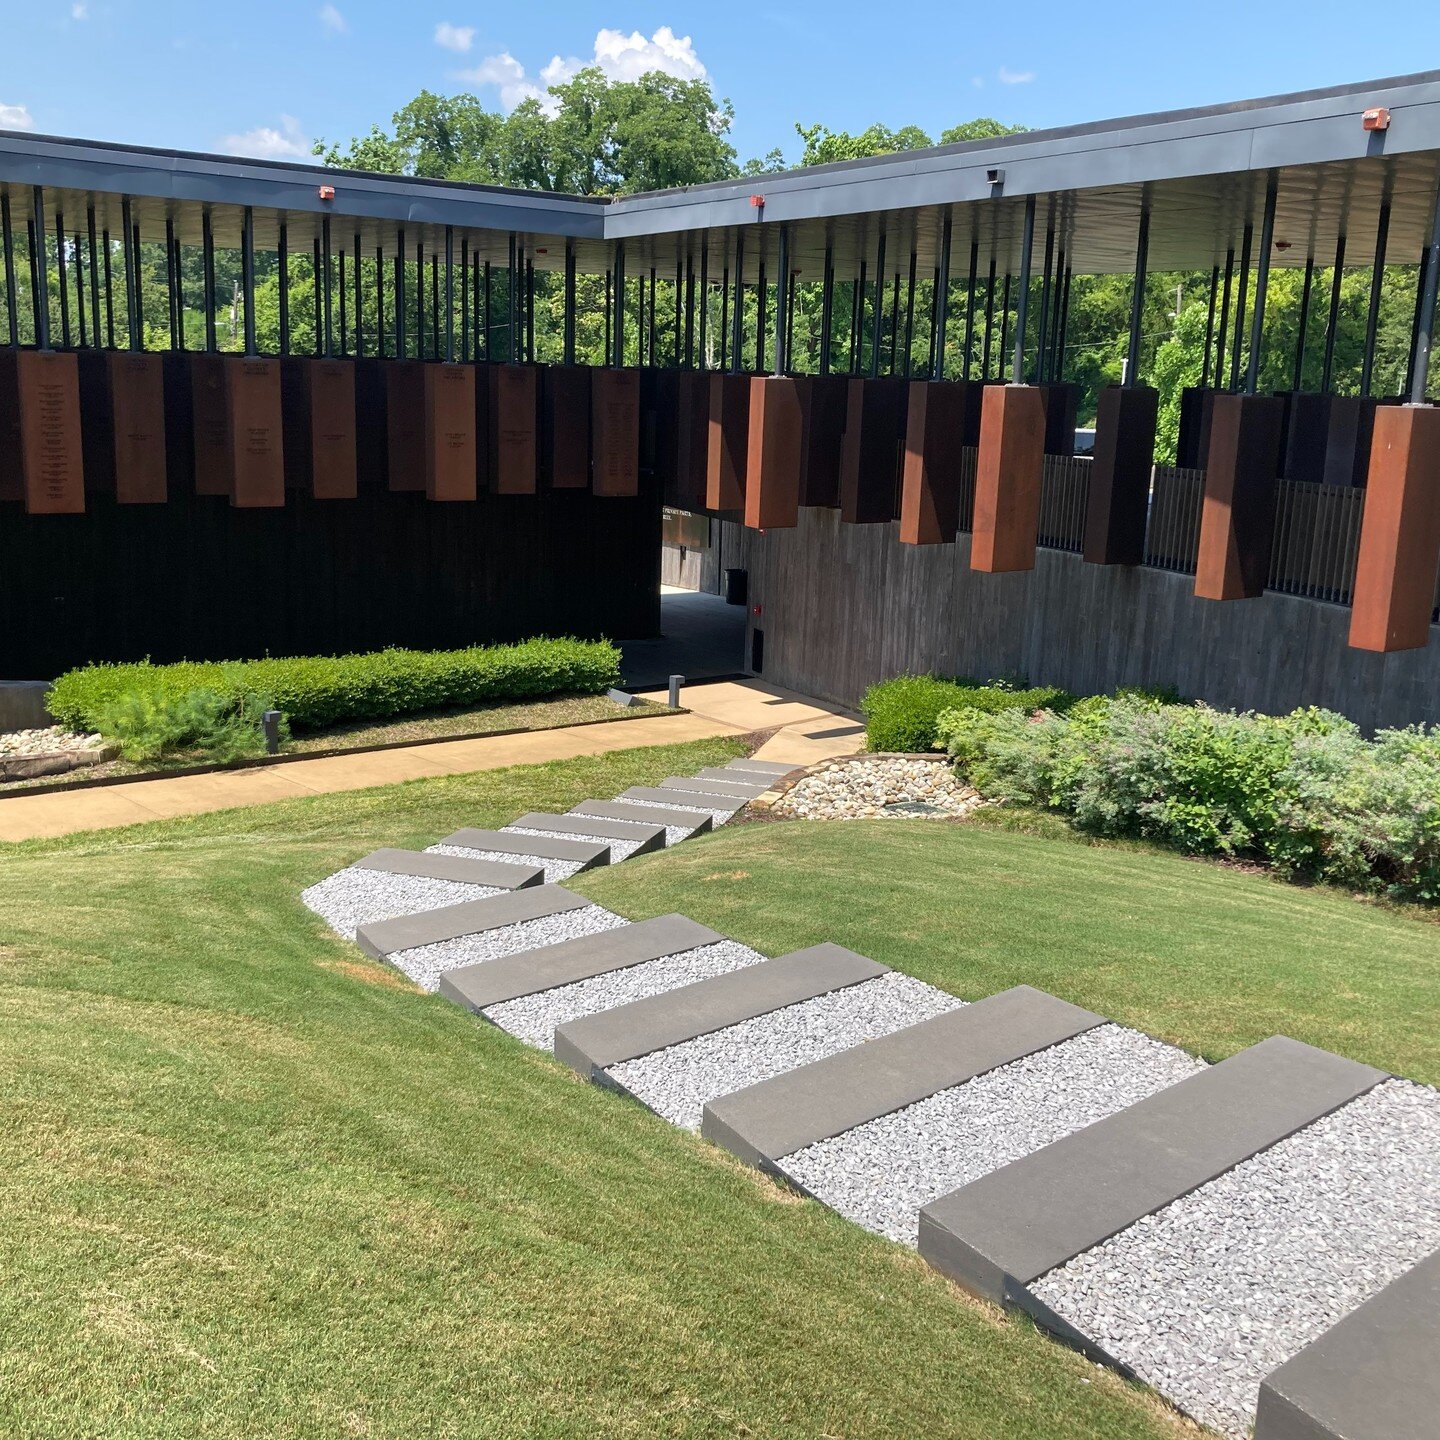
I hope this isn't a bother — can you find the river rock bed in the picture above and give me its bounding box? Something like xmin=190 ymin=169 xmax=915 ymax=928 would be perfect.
xmin=773 ymin=756 xmax=982 ymax=820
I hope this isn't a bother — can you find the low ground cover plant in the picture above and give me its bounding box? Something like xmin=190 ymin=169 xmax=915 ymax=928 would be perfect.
xmin=48 ymin=638 xmax=622 ymax=737
xmin=95 ymin=688 xmax=285 ymax=764
xmin=939 ymin=694 xmax=1440 ymax=902
xmin=861 ymin=675 xmax=1078 ymax=752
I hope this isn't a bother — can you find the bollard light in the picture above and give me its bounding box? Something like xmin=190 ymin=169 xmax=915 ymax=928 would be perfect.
xmin=668 ymin=674 xmax=685 ymax=708
xmin=262 ymin=710 xmax=283 ymax=755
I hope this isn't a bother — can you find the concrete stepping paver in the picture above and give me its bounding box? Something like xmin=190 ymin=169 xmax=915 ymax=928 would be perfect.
xmin=701 ymin=986 xmax=1105 ymax=1172
xmin=917 ymin=1036 xmax=1388 ymax=1310
xmin=555 ymin=944 xmax=887 ymax=1080
xmin=433 ymin=828 xmax=612 ymax=870
xmin=504 ymin=812 xmax=666 ymax=855
xmin=438 ymin=914 xmax=725 ymax=1013
xmin=356 ymin=884 xmax=590 ymax=959
xmin=659 ymin=775 xmax=772 ymax=799
xmin=614 ymin=786 xmax=748 ymax=818
xmin=1255 ymin=1245 xmax=1440 ymax=1440
xmin=352 ymin=847 xmax=544 ymax=890
xmin=570 ymin=799 xmax=712 ymax=836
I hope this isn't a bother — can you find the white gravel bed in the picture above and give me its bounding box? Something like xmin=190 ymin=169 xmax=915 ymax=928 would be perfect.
xmin=390 ymin=904 xmax=629 ymax=991
xmin=774 ymin=755 xmax=982 ymax=820
xmin=503 ymin=825 xmax=648 ymax=861
xmin=1030 ymin=1078 xmax=1440 ymax=1439
xmin=607 ymin=972 xmax=964 ymax=1130
xmin=0 ymin=724 xmax=106 ymax=757
xmin=484 ymin=940 xmax=769 ymax=1050
xmin=301 ymin=869 xmax=502 ymax=939
xmin=424 ymin=843 xmax=583 ymax=884
xmin=607 ymin=795 xmax=738 ymax=825
xmin=781 ymin=1025 xmax=1205 ymax=1246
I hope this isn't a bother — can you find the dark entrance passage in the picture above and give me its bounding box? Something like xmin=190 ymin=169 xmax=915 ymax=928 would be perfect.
xmin=618 ymin=589 xmax=747 ymax=690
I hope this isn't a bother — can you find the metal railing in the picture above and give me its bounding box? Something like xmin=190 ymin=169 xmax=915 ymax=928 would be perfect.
xmin=1143 ymin=465 xmax=1206 ymax=574
xmin=956 ymin=445 xmax=978 ymax=533
xmin=1267 ymin=479 xmax=1366 ymax=605
xmin=1037 ymin=454 xmax=1091 ymax=553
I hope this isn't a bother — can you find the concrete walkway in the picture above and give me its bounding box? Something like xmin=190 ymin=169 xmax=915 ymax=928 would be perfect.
xmin=0 ymin=680 xmax=863 ymax=843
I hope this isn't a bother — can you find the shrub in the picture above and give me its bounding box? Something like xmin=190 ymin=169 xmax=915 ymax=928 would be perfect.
xmin=96 ymin=687 xmax=284 ymax=764
xmin=48 ymin=638 xmax=621 ymax=734
xmin=861 ymin=675 xmax=1077 ymax=752
xmin=940 ymin=694 xmax=1440 ymax=902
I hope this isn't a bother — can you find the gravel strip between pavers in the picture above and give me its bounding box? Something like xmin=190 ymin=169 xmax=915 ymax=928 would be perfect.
xmin=606 ymin=796 xmax=738 ymax=825
xmin=425 ymin=843 xmax=582 ymax=884
xmin=503 ymin=826 xmax=648 ymax=861
xmin=302 ymin=870 xmax=502 ymax=939
xmin=390 ymin=905 xmax=629 ymax=992
xmin=1030 ymin=1078 xmax=1440 ymax=1439
xmin=608 ymin=972 xmax=964 ymax=1130
xmin=485 ymin=940 xmax=770 ymax=1050
xmin=781 ymin=1024 xmax=1206 ymax=1246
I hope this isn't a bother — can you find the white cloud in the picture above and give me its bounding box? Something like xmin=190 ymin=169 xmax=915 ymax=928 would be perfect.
xmin=434 ymin=21 xmax=475 ymax=52
xmin=71 ymin=3 xmax=88 ymax=18
xmin=459 ymin=52 xmax=543 ymax=110
xmin=997 ymin=66 xmax=1035 ymax=84
xmin=318 ymin=4 xmax=346 ymax=34
xmin=460 ymin=26 xmax=707 ymax=112
xmin=0 ymin=103 xmax=34 ymax=130
xmin=219 ymin=114 xmax=311 ymax=160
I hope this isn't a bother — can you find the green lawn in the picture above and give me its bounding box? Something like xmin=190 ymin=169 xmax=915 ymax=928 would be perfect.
xmin=575 ymin=813 xmax=1440 ymax=1084
xmin=0 ymin=736 xmax=1187 ymax=1440
xmin=9 ymin=755 xmax=1438 ymax=1440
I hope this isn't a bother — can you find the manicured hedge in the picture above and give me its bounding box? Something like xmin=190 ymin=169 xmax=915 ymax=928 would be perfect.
xmin=861 ymin=675 xmax=1077 ymax=753
xmin=48 ymin=638 xmax=622 ymax=734
xmin=939 ymin=695 xmax=1440 ymax=902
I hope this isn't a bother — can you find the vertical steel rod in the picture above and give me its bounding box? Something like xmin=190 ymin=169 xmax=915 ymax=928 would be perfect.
xmin=30 ymin=188 xmax=50 ymax=349
xmin=444 ymin=226 xmax=454 ymax=362
xmin=1245 ymin=175 xmax=1278 ymax=395
xmin=933 ymin=215 xmax=952 ymax=382
xmin=1230 ymin=220 xmax=1253 ymax=392
xmin=86 ymin=205 xmax=99 ymax=349
xmin=563 ymin=238 xmax=576 ymax=364
xmin=1407 ymin=175 xmax=1440 ymax=404
xmin=962 ymin=236 xmax=978 ymax=380
xmin=1361 ymin=200 xmax=1390 ymax=396
xmin=1011 ymin=194 xmax=1036 ymax=383
xmin=774 ymin=225 xmax=790 ymax=375
xmin=278 ymin=222 xmax=290 ymax=354
xmin=869 ymin=231 xmax=885 ymax=377
xmin=1292 ymin=252 xmax=1315 ymax=391
xmin=1126 ymin=204 xmax=1151 ymax=387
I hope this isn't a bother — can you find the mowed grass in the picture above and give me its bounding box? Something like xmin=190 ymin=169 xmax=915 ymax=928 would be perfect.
xmin=0 ymin=737 xmax=1189 ymax=1440
xmin=573 ymin=812 xmax=1440 ymax=1084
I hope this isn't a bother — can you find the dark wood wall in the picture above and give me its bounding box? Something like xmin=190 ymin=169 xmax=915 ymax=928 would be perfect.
xmin=0 ymin=356 xmax=660 ymax=677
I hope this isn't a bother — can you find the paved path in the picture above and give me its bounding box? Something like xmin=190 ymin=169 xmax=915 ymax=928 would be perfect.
xmin=0 ymin=680 xmax=863 ymax=843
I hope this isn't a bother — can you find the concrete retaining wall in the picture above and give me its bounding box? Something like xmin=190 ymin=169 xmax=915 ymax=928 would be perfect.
xmin=732 ymin=508 xmax=1440 ymax=731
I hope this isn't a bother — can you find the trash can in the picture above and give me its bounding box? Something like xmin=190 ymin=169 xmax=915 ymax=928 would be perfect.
xmin=723 ymin=567 xmax=748 ymax=607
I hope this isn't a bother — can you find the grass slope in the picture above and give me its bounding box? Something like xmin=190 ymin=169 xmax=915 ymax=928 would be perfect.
xmin=0 ymin=739 xmax=1183 ymax=1440
xmin=574 ymin=814 xmax=1440 ymax=1084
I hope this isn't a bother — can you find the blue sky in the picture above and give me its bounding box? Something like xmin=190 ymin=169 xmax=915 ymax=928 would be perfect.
xmin=1 ymin=1 xmax=1436 ymax=168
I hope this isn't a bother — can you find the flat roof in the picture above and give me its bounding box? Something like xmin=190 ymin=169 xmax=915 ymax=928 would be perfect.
xmin=1 ymin=70 xmax=1437 ymax=280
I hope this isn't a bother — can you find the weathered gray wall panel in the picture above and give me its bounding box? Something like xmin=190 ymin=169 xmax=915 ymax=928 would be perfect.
xmin=739 ymin=508 xmax=1440 ymax=731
